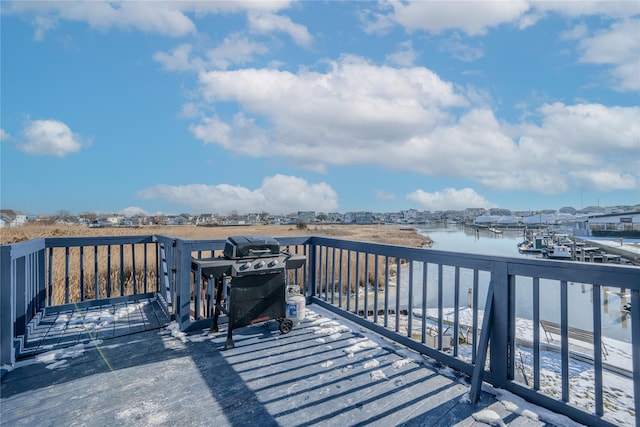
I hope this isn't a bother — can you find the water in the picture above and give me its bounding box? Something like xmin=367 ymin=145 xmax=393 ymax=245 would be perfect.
xmin=393 ymin=225 xmax=633 ymax=342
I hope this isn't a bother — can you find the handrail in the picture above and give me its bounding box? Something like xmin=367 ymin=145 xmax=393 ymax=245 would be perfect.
xmin=1 ymin=233 xmax=638 ymax=427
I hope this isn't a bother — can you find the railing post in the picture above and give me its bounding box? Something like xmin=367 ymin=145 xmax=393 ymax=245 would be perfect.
xmin=1 ymin=245 xmax=16 ymax=372
xmin=176 ymin=241 xmax=193 ymax=332
xmin=36 ymin=248 xmax=46 ymax=312
xmin=490 ymin=261 xmax=510 ymax=387
xmin=14 ymin=256 xmax=26 ymax=338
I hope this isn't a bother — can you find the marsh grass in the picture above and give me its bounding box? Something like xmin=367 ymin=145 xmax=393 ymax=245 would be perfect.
xmin=4 ymin=223 xmax=430 ymax=306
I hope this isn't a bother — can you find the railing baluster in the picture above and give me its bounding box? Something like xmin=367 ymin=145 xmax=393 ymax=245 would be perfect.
xmin=437 ymin=264 xmax=443 ymax=350
xmin=561 ymin=280 xmax=569 ymax=402
xmin=330 ymin=247 xmax=336 ymax=305
xmin=119 ymin=244 xmax=125 ymax=296
xmin=354 ymin=252 xmax=360 ymax=314
xmin=364 ymin=253 xmax=369 ymax=320
xmin=407 ymin=260 xmax=413 ymax=338
xmin=144 ymin=243 xmax=148 ymax=294
xmin=94 ymin=246 xmax=99 ymax=300
xmin=472 ymin=269 xmax=479 ymax=363
xmin=395 ymin=257 xmax=401 ymax=333
xmin=346 ymin=250 xmax=351 ymax=313
xmin=453 ymin=266 xmax=460 ymax=357
xmin=338 ymin=248 xmax=343 ymax=310
xmin=384 ymin=256 xmax=389 ymax=328
xmin=508 ymin=274 xmax=516 ymax=381
xmin=107 ymin=245 xmax=112 ymax=298
xmin=47 ymin=247 xmax=53 ymax=306
xmin=421 ymin=261 xmax=428 ymax=345
xmin=131 ymin=243 xmax=137 ymax=294
xmin=64 ymin=247 xmax=70 ymax=303
xmin=79 ymin=246 xmax=85 ymax=301
xmin=592 ymin=283 xmax=603 ymax=416
xmin=323 ymin=246 xmax=329 ymax=301
xmin=373 ymin=255 xmax=379 ymax=324
xmin=533 ymin=277 xmax=540 ymax=391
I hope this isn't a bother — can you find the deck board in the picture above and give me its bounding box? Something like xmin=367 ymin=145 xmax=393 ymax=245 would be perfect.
xmin=2 ymin=306 xmax=555 ymax=426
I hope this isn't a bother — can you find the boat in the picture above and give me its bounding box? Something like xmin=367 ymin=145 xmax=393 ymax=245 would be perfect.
xmin=488 ymin=227 xmax=503 ymax=234
xmin=517 ymin=235 xmax=551 ymax=253
xmin=545 ymin=245 xmax=572 ymax=260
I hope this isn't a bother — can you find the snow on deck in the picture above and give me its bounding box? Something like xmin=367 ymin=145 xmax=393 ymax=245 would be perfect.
xmin=0 ymin=305 xmax=588 ymax=427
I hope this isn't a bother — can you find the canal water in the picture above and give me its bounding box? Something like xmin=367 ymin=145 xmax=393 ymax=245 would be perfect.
xmin=392 ymin=225 xmax=633 ymax=343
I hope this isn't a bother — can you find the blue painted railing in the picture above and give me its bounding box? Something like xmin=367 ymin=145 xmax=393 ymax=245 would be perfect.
xmin=1 ymin=234 xmax=638 ymax=427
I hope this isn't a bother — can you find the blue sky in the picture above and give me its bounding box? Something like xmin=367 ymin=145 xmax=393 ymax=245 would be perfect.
xmin=1 ymin=1 xmax=639 ymax=217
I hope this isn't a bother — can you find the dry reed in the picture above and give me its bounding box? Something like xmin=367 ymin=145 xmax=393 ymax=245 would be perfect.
xmin=3 ymin=223 xmax=431 ymax=306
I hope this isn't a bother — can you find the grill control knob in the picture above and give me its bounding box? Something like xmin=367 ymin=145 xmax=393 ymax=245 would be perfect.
xmin=268 ymin=260 xmax=278 ymax=267
xmin=242 ymin=261 xmax=252 ymax=270
xmin=257 ymin=261 xmax=266 ymax=268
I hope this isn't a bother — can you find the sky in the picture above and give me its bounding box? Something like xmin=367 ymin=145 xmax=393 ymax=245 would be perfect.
xmin=1 ymin=1 xmax=639 ymax=217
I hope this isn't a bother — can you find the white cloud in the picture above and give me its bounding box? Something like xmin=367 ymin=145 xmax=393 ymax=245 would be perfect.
xmin=7 ymin=1 xmax=298 ymax=39
xmin=205 ymin=33 xmax=270 ymax=70
xmin=136 ymin=174 xmax=339 ymax=215
xmin=364 ymin=2 xmax=638 ymax=90
xmin=439 ymin=37 xmax=484 ymax=62
xmin=18 ymin=119 xmax=89 ymax=157
xmin=0 ymin=128 xmax=10 ymax=141
xmin=189 ymin=56 xmax=639 ymax=195
xmin=248 ymin=11 xmax=313 ymax=47
xmin=366 ymin=1 xmax=639 ymax=37
xmin=154 ymin=35 xmax=270 ymax=72
xmin=386 ymin=40 xmax=418 ymax=67
xmin=407 ymin=188 xmax=496 ymax=211
xmin=153 ymin=44 xmax=203 ymax=72
xmin=574 ymin=18 xmax=640 ymax=91
xmin=369 ymin=1 xmax=531 ymax=36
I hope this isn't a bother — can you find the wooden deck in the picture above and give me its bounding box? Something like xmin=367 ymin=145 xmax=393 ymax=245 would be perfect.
xmin=1 ymin=304 xmax=557 ymax=426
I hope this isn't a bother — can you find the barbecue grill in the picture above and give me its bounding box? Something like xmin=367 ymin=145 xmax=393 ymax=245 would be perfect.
xmin=192 ymin=235 xmax=306 ymax=349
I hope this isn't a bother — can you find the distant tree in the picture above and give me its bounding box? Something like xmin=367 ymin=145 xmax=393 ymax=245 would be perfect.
xmin=80 ymin=211 xmax=98 ymax=222
xmin=297 ymin=221 xmax=307 ymax=230
xmin=56 ymin=209 xmax=72 ymax=221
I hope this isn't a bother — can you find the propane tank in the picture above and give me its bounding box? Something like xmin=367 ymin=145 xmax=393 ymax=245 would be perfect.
xmin=286 ymin=286 xmax=305 ymax=325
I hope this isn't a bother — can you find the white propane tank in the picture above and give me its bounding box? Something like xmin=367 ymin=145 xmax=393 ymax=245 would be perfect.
xmin=286 ymin=287 xmax=305 ymax=325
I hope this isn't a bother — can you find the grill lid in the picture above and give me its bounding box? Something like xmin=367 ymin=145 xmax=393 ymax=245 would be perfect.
xmin=223 ymin=235 xmax=280 ymax=259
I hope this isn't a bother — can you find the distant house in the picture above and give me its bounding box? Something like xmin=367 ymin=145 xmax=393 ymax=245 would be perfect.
xmin=354 ymin=211 xmax=373 ymax=224
xmin=297 ymin=211 xmax=316 ymax=225
xmin=0 ymin=210 xmax=28 ymax=228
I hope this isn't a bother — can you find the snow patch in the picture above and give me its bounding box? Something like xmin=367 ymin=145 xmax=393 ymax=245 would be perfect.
xmin=370 ymin=370 xmax=387 ymax=381
xmin=363 ymin=359 xmax=379 ymax=369
xmin=472 ymin=409 xmax=506 ymax=427
xmin=392 ymin=358 xmax=413 ymax=369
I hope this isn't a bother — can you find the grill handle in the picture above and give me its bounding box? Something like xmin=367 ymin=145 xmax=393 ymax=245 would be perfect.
xmin=248 ymin=249 xmax=272 ymax=255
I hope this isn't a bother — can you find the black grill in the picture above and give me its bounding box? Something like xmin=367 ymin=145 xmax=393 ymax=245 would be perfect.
xmin=192 ymin=235 xmax=305 ymax=349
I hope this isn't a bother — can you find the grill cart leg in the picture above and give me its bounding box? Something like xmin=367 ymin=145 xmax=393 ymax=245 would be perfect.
xmin=211 ymin=277 xmax=224 ymax=333
xmin=224 ymin=326 xmax=235 ymax=350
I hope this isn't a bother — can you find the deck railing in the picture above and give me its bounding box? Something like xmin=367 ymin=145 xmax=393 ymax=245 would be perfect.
xmin=1 ymin=233 xmax=639 ymax=427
